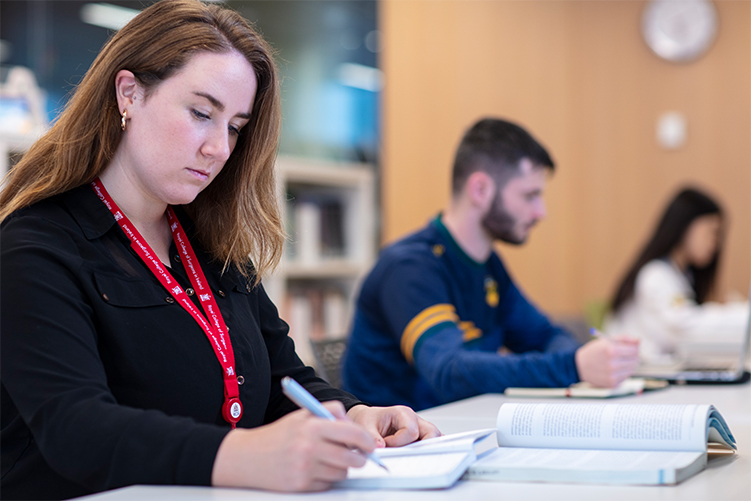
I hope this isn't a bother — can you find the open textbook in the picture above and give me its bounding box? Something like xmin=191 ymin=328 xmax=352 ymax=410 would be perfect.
xmin=465 ymin=402 xmax=736 ymax=485
xmin=337 ymin=429 xmax=495 ymax=489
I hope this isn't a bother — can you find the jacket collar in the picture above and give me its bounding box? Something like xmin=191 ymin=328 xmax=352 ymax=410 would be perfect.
xmin=63 ymin=183 xmax=250 ymax=291
xmin=63 ymin=183 xmax=120 ymax=241
xmin=432 ymin=214 xmax=487 ymax=269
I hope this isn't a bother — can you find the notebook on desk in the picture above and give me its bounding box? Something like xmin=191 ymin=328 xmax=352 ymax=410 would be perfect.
xmin=634 ymin=285 xmax=751 ymax=384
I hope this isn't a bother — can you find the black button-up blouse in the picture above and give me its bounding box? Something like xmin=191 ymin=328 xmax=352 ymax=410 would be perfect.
xmin=1 ymin=185 xmax=360 ymax=500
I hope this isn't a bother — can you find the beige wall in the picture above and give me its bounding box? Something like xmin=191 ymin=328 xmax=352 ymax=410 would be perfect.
xmin=380 ymin=0 xmax=751 ymax=315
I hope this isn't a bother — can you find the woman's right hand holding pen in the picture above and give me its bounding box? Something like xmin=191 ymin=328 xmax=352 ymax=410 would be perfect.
xmin=211 ymin=400 xmax=374 ymax=492
xmin=575 ymin=330 xmax=641 ymax=388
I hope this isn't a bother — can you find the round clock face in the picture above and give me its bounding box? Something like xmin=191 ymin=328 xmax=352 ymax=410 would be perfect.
xmin=642 ymin=0 xmax=718 ymax=63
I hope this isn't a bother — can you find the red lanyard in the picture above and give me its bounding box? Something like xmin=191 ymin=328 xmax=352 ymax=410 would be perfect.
xmin=91 ymin=179 xmax=242 ymax=428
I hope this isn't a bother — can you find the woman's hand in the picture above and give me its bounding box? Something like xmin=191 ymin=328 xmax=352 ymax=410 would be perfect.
xmin=211 ymin=401 xmax=375 ymax=492
xmin=346 ymin=404 xmax=442 ymax=448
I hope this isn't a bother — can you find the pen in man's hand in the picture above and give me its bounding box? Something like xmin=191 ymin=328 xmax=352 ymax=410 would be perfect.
xmin=280 ymin=376 xmax=390 ymax=472
xmin=590 ymin=327 xmax=605 ymax=338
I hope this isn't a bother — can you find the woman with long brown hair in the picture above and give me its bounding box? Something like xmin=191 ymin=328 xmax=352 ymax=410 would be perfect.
xmin=0 ymin=1 xmax=438 ymax=499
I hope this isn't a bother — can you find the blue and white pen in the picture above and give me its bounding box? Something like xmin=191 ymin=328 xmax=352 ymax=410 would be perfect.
xmin=280 ymin=376 xmax=389 ymax=472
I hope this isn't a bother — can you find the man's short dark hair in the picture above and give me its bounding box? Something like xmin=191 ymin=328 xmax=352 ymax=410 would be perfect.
xmin=452 ymin=118 xmax=555 ymax=195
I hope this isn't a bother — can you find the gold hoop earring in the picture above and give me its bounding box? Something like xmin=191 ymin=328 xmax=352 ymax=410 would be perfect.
xmin=121 ymin=109 xmax=128 ymax=131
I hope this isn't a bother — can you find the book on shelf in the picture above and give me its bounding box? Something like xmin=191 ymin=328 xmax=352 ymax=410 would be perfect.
xmin=284 ymin=289 xmax=349 ymax=339
xmin=294 ymin=200 xmax=321 ymax=265
xmin=285 ymin=293 xmax=315 ymax=366
xmin=322 ymin=290 xmax=348 ymax=338
xmin=281 ymin=288 xmax=350 ymax=368
xmin=288 ymin=195 xmax=345 ymax=264
xmin=464 ymin=402 xmax=736 ymax=486
xmin=319 ymin=199 xmax=344 ymax=258
xmin=338 ymin=429 xmax=495 ymax=490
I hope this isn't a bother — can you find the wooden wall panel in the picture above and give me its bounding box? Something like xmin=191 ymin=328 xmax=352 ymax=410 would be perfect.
xmin=380 ymin=0 xmax=750 ymax=315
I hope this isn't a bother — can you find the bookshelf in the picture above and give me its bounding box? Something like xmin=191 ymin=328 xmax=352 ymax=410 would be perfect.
xmin=0 ymin=66 xmax=48 ymax=178
xmin=0 ymin=131 xmax=41 ymax=176
xmin=266 ymin=156 xmax=377 ymax=366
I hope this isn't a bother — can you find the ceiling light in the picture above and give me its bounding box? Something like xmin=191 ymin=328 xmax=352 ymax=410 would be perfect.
xmin=337 ymin=63 xmax=383 ymax=92
xmin=80 ymin=3 xmax=140 ymax=31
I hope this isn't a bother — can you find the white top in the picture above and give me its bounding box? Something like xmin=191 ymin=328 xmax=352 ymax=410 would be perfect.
xmin=604 ymin=259 xmax=749 ymax=363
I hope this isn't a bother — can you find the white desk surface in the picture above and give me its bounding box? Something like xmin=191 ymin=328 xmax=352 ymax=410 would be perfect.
xmin=76 ymin=383 xmax=751 ymax=501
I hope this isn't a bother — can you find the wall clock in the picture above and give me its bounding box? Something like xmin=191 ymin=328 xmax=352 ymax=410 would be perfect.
xmin=642 ymin=0 xmax=718 ymax=63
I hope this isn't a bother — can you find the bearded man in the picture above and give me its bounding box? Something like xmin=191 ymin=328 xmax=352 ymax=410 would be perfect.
xmin=341 ymin=118 xmax=640 ymax=410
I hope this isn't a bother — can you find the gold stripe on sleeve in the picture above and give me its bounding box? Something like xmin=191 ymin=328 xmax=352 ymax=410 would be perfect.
xmin=401 ymin=304 xmax=458 ymax=364
xmin=459 ymin=321 xmax=483 ymax=342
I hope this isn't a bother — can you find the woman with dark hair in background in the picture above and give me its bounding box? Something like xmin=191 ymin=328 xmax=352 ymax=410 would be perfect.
xmin=605 ymin=187 xmax=749 ymax=364
xmin=0 ymin=1 xmax=438 ymax=499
